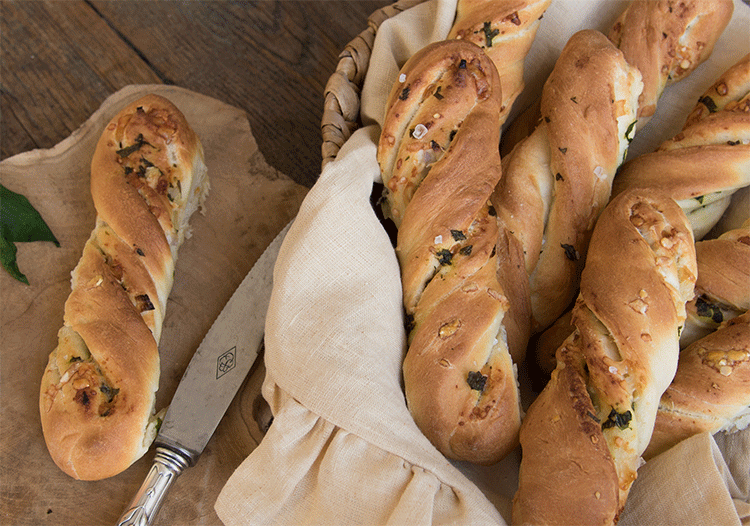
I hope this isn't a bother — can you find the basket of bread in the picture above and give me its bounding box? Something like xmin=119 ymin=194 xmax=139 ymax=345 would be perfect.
xmin=215 ymin=0 xmax=750 ymax=524
xmin=296 ymin=0 xmax=750 ymax=524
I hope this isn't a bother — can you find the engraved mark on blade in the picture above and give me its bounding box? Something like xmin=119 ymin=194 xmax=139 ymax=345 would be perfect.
xmin=216 ymin=347 xmax=237 ymax=379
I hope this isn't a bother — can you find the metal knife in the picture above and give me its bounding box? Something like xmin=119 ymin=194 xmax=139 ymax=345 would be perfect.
xmin=117 ymin=220 xmax=292 ymax=526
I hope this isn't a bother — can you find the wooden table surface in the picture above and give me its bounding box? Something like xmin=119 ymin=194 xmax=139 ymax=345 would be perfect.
xmin=1 ymin=1 xmax=390 ymax=525
xmin=2 ymin=0 xmax=391 ymax=188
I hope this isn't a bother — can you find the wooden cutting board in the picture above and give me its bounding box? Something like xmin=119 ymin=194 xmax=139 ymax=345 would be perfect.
xmin=0 ymin=85 xmax=308 ymax=526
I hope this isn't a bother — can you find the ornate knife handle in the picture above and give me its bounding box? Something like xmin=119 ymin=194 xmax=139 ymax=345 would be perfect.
xmin=117 ymin=446 xmax=193 ymax=526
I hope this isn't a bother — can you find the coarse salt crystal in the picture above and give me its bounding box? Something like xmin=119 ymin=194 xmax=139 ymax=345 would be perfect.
xmin=412 ymin=124 xmax=428 ymax=139
xmin=609 ymin=366 xmax=618 ymax=374
xmin=399 ymin=73 xmax=406 ymax=83
xmin=434 ymin=235 xmax=443 ymax=244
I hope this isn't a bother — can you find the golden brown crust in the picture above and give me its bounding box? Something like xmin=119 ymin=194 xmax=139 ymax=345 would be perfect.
xmin=685 ymin=53 xmax=750 ymax=127
xmin=514 ymin=345 xmax=620 ymax=526
xmin=613 ymin=53 xmax=750 ymax=240
xmin=684 ymin=230 xmax=750 ymax=341
xmin=531 ymin=309 xmax=573 ymax=379
xmin=39 ymin=95 xmax=209 ymax=480
xmin=608 ymin=0 xmax=734 ymax=124
xmin=645 ymin=220 xmax=750 ymax=458
xmin=513 ymin=188 xmax=697 ymax=525
xmin=378 ymin=40 xmax=525 ymax=464
xmin=495 ymin=29 xmax=643 ymax=333
xmin=646 ymin=312 xmax=750 ymax=459
xmin=502 ymin=0 xmax=733 ymax=158
xmin=448 ymin=0 xmax=552 ymax=125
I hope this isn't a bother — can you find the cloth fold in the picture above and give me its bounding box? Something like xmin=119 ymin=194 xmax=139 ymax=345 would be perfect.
xmin=216 ymin=0 xmax=750 ymax=524
xmin=619 ymin=431 xmax=750 ymax=526
xmin=216 ymin=127 xmax=504 ymax=525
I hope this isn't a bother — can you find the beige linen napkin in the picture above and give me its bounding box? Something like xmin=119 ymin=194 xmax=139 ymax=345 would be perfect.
xmin=216 ymin=1 xmax=750 ymax=524
xmin=216 ymin=126 xmax=504 ymax=525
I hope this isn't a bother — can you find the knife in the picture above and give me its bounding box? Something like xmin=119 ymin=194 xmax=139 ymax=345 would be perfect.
xmin=117 ymin=220 xmax=293 ymax=526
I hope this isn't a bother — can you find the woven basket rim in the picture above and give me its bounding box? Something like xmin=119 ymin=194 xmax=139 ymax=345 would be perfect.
xmin=320 ymin=0 xmax=431 ymax=171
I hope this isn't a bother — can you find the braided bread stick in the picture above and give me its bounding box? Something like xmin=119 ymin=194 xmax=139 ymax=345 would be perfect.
xmin=378 ymin=40 xmax=529 ymax=464
xmin=533 ymin=218 xmax=750 ymax=458
xmin=608 ymin=0 xmax=734 ymax=127
xmin=501 ymin=0 xmax=732 ymax=156
xmin=448 ymin=0 xmax=551 ymax=126
xmin=613 ymin=53 xmax=750 ymax=240
xmin=495 ymin=29 xmax=642 ymax=334
xmin=513 ymin=188 xmax=697 ymax=526
xmin=536 ymin=54 xmax=749 ymax=380
xmin=39 ymin=95 xmax=209 ymax=480
xmin=644 ymin=218 xmax=750 ymax=458
xmin=682 ymin=217 xmax=750 ymax=347
xmin=646 ymin=314 xmax=750 ymax=459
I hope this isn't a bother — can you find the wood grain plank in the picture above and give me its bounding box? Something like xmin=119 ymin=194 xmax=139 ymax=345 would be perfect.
xmin=88 ymin=0 xmax=391 ymax=187
xmin=0 ymin=0 xmax=162 ymax=159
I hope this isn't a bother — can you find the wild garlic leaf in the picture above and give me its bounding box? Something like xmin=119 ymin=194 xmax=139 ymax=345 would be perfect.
xmin=0 ymin=184 xmax=60 ymax=284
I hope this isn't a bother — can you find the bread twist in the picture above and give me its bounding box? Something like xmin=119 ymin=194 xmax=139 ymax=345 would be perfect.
xmin=613 ymin=53 xmax=750 ymax=240
xmin=39 ymin=95 xmax=209 ymax=480
xmin=533 ymin=217 xmax=750 ymax=461
xmin=513 ymin=188 xmax=697 ymax=526
xmin=645 ymin=219 xmax=750 ymax=459
xmin=608 ymin=0 xmax=734 ymax=127
xmin=495 ymin=29 xmax=643 ymax=334
xmin=536 ymin=53 xmax=749 ymax=379
xmin=448 ymin=0 xmax=552 ymax=126
xmin=501 ymin=0 xmax=732 ymax=157
xmin=682 ymin=217 xmax=750 ymax=346
xmin=378 ymin=40 xmax=530 ymax=464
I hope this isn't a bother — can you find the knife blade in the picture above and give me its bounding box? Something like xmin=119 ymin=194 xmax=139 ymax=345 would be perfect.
xmin=117 ymin=220 xmax=292 ymax=526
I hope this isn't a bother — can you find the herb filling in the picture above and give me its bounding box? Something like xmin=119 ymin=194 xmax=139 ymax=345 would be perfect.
xmin=561 ymin=243 xmax=580 ymax=261
xmin=695 ymin=296 xmax=724 ymax=324
xmin=436 ymin=249 xmax=453 ymax=266
xmin=467 ymin=371 xmax=488 ymax=392
xmin=116 ymin=133 xmax=150 ymax=158
xmin=698 ymin=95 xmax=718 ymax=113
xmin=482 ymin=21 xmax=500 ymax=47
xmin=601 ymin=408 xmax=632 ymax=430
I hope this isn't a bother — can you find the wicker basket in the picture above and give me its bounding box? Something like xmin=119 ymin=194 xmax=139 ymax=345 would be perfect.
xmin=321 ymin=0 xmax=429 ymax=170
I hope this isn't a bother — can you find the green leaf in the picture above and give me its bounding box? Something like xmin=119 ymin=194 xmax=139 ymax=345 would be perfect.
xmin=1 ymin=184 xmax=60 ymax=284
xmin=0 ymin=233 xmax=27 ymax=284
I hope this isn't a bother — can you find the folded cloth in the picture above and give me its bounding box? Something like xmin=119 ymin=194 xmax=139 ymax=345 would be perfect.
xmin=216 ymin=0 xmax=749 ymax=524
xmin=619 ymin=431 xmax=750 ymax=526
xmin=215 ymin=126 xmax=503 ymax=525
